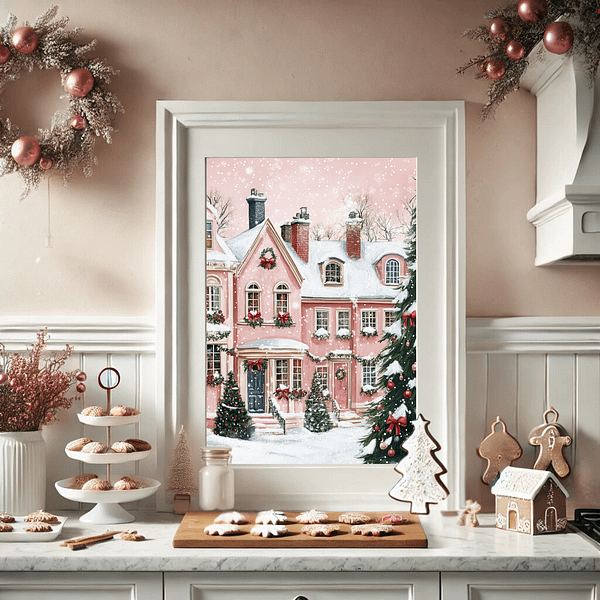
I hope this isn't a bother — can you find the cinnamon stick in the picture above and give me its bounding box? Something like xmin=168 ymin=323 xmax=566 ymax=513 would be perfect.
xmin=61 ymin=530 xmax=122 ymax=549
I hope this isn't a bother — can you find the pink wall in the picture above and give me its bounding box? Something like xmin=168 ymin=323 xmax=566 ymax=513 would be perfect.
xmin=2 ymin=0 xmax=599 ymax=318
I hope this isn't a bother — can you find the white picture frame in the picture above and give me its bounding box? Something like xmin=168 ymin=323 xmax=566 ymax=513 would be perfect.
xmin=156 ymin=101 xmax=465 ymax=511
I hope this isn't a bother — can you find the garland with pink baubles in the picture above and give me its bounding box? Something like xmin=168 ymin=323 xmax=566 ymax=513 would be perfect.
xmin=459 ymin=0 xmax=600 ymax=118
xmin=0 ymin=6 xmax=123 ymax=198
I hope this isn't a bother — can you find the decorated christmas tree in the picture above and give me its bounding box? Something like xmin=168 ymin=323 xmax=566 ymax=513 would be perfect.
xmin=166 ymin=425 xmax=198 ymax=513
xmin=388 ymin=414 xmax=449 ymax=514
xmin=213 ymin=371 xmax=254 ymax=439
xmin=304 ymin=371 xmax=333 ymax=433
xmin=360 ymin=198 xmax=416 ymax=463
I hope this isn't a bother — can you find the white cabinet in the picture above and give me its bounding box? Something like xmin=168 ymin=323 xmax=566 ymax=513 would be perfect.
xmin=442 ymin=572 xmax=600 ymax=600
xmin=165 ymin=572 xmax=440 ymax=600
xmin=0 ymin=572 xmax=163 ymax=600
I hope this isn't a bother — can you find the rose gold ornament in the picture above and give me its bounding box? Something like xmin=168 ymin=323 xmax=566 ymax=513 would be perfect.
xmin=486 ymin=59 xmax=506 ymax=80
xmin=412 ymin=363 xmax=416 ymax=371
xmin=65 ymin=68 xmax=94 ymax=97
xmin=518 ymin=0 xmax=547 ymax=23
xmin=543 ymin=22 xmax=574 ymax=54
xmin=0 ymin=44 xmax=10 ymax=64
xmin=76 ymin=371 xmax=87 ymax=382
xmin=70 ymin=115 xmax=86 ymax=130
xmin=489 ymin=18 xmax=510 ymax=40
xmin=11 ymin=136 xmax=41 ymax=166
xmin=39 ymin=157 xmax=53 ymax=170
xmin=380 ymin=441 xmax=388 ymax=450
xmin=477 ymin=60 xmax=488 ymax=73
xmin=11 ymin=26 xmax=39 ymax=54
xmin=506 ymin=40 xmax=525 ymax=60
xmin=76 ymin=382 xmax=87 ymax=393
xmin=0 ymin=373 xmax=7 ymax=385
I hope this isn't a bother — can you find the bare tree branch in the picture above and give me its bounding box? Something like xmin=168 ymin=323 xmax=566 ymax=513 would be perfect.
xmin=206 ymin=190 xmax=235 ymax=235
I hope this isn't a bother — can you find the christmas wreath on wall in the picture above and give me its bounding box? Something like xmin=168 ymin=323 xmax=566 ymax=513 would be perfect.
xmin=258 ymin=247 xmax=277 ymax=270
xmin=243 ymin=358 xmax=267 ymax=374
xmin=459 ymin=0 xmax=600 ymax=118
xmin=0 ymin=6 xmax=123 ymax=198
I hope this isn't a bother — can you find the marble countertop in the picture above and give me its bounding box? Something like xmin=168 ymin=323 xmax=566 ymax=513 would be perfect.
xmin=0 ymin=511 xmax=598 ymax=572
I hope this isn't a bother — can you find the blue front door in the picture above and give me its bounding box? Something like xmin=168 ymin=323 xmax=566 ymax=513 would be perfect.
xmin=247 ymin=369 xmax=265 ymax=412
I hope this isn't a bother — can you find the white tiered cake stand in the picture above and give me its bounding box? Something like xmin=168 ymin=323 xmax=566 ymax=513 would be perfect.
xmin=56 ymin=367 xmax=160 ymax=523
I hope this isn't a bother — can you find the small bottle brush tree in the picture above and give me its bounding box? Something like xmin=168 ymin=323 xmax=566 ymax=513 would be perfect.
xmin=166 ymin=425 xmax=198 ymax=514
xmin=304 ymin=371 xmax=333 ymax=433
xmin=213 ymin=371 xmax=254 ymax=439
xmin=360 ymin=198 xmax=417 ymax=464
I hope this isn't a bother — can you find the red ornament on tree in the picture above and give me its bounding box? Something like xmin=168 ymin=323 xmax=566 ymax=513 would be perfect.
xmin=374 ymin=425 xmax=379 ymax=432
xmin=387 ymin=381 xmax=395 ymax=390
xmin=486 ymin=59 xmax=506 ymax=80
xmin=518 ymin=0 xmax=547 ymax=23
xmin=412 ymin=363 xmax=416 ymax=372
xmin=543 ymin=22 xmax=574 ymax=54
xmin=404 ymin=390 xmax=412 ymax=399
xmin=12 ymin=27 xmax=39 ymax=54
xmin=387 ymin=448 xmax=396 ymax=458
xmin=377 ymin=403 xmax=383 ymax=410
xmin=506 ymin=40 xmax=525 ymax=60
xmin=489 ymin=18 xmax=510 ymax=40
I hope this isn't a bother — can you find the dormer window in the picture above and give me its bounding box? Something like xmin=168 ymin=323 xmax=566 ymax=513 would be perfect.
xmin=206 ymin=221 xmax=213 ymax=249
xmin=385 ymin=258 xmax=400 ymax=285
xmin=324 ymin=260 xmax=342 ymax=285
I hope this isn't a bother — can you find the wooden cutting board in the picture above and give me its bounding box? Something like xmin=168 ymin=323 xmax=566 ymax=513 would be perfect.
xmin=172 ymin=511 xmax=427 ymax=548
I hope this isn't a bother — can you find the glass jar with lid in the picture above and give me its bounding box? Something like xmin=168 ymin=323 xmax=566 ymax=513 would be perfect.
xmin=199 ymin=446 xmax=234 ymax=511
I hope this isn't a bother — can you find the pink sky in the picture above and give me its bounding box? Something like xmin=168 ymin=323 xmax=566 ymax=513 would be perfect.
xmin=207 ymin=158 xmax=416 ymax=239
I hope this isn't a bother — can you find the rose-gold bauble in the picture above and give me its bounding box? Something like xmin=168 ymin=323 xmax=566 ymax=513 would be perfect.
xmin=387 ymin=448 xmax=396 ymax=457
xmin=70 ymin=115 xmax=86 ymax=130
xmin=11 ymin=136 xmax=41 ymax=166
xmin=76 ymin=371 xmax=87 ymax=382
xmin=543 ymin=21 xmax=574 ymax=54
xmin=478 ymin=60 xmax=488 ymax=73
xmin=506 ymin=40 xmax=526 ymax=60
xmin=39 ymin=157 xmax=53 ymax=170
xmin=518 ymin=0 xmax=547 ymax=23
xmin=76 ymin=382 xmax=87 ymax=393
xmin=12 ymin=26 xmax=39 ymax=54
xmin=65 ymin=68 xmax=94 ymax=97
xmin=486 ymin=59 xmax=506 ymax=80
xmin=489 ymin=18 xmax=510 ymax=40
xmin=0 ymin=44 xmax=10 ymax=64
xmin=0 ymin=373 xmax=7 ymax=385
xmin=379 ymin=441 xmax=388 ymax=450
xmin=412 ymin=363 xmax=416 ymax=371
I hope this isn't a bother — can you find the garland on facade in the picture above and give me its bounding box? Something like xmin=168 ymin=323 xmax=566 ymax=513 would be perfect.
xmin=206 ymin=310 xmax=226 ymax=325
xmin=458 ymin=0 xmax=600 ymax=118
xmin=243 ymin=311 xmax=263 ymax=328
xmin=206 ymin=329 xmax=230 ymax=342
xmin=273 ymin=312 xmax=294 ymax=328
xmin=0 ymin=6 xmax=124 ymax=198
xmin=258 ymin=247 xmax=277 ymax=269
xmin=224 ymin=347 xmax=237 ymax=356
xmin=206 ymin=373 xmax=224 ymax=387
xmin=306 ymin=350 xmax=378 ymax=365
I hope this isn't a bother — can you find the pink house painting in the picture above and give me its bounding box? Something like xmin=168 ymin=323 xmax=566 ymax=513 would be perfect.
xmin=206 ymin=190 xmax=407 ymax=434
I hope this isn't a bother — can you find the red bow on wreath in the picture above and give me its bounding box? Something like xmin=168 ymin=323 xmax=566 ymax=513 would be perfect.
xmin=247 ymin=311 xmax=262 ymax=322
xmin=278 ymin=312 xmax=290 ymax=323
xmin=386 ymin=413 xmax=408 ymax=435
xmin=276 ymin=387 xmax=289 ymax=401
xmin=260 ymin=256 xmax=275 ymax=269
xmin=402 ymin=310 xmax=416 ymax=328
xmin=248 ymin=359 xmax=264 ymax=371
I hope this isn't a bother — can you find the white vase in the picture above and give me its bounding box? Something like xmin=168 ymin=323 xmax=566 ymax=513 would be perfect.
xmin=0 ymin=430 xmax=46 ymax=515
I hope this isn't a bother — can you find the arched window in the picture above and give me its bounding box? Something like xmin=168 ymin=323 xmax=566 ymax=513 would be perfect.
xmin=325 ymin=261 xmax=342 ymax=284
xmin=245 ymin=282 xmax=261 ymax=314
xmin=275 ymin=282 xmax=290 ymax=314
xmin=206 ymin=276 xmax=221 ymax=312
xmin=385 ymin=258 xmax=400 ymax=285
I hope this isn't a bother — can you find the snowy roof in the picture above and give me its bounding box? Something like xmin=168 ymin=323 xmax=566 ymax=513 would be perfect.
xmin=491 ymin=467 xmax=569 ymax=500
xmin=237 ymin=338 xmax=309 ymax=351
xmin=226 ymin=222 xmax=266 ymax=262
xmin=207 ymin=230 xmax=239 ymax=263
xmin=289 ymin=239 xmax=406 ymax=300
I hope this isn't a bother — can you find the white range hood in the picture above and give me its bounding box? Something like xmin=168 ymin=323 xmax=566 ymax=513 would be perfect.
xmin=521 ymin=40 xmax=600 ymax=265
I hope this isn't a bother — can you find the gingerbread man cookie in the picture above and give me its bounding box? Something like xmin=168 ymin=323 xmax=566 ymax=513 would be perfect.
xmin=530 ymin=424 xmax=572 ymax=477
xmin=476 ymin=417 xmax=522 ymax=484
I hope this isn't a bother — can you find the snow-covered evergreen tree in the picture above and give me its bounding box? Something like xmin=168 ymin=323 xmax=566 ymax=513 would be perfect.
xmin=213 ymin=371 xmax=254 ymax=439
xmin=360 ymin=197 xmax=416 ymax=464
xmin=304 ymin=371 xmax=333 ymax=433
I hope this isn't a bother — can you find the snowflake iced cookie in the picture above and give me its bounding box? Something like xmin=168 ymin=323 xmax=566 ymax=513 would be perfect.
xmin=296 ymin=509 xmax=328 ymax=523
xmin=24 ymin=522 xmax=53 ymax=532
xmin=338 ymin=512 xmax=371 ymax=524
xmin=255 ymin=510 xmax=287 ymax=524
xmin=351 ymin=524 xmax=393 ymax=536
xmin=204 ymin=524 xmax=241 ymax=536
xmin=214 ymin=511 xmax=248 ymax=524
xmin=250 ymin=524 xmax=288 ymax=537
xmin=380 ymin=513 xmax=409 ymax=524
xmin=24 ymin=510 xmax=59 ymax=524
xmin=301 ymin=524 xmax=339 ymax=537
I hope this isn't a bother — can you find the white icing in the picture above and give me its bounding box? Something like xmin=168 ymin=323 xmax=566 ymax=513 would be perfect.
xmin=214 ymin=511 xmax=248 ymax=524
xmin=296 ymin=509 xmax=328 ymax=523
xmin=255 ymin=510 xmax=287 ymax=524
xmin=250 ymin=524 xmax=288 ymax=538
xmin=203 ymin=524 xmax=240 ymax=536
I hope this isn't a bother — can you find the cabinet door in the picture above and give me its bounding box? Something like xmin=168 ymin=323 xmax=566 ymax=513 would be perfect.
xmin=166 ymin=571 xmax=439 ymax=600
xmin=0 ymin=572 xmax=162 ymax=600
xmin=442 ymin=572 xmax=600 ymax=600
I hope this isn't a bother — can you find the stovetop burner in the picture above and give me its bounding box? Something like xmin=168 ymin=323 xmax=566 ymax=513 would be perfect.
xmin=569 ymin=509 xmax=600 ymax=545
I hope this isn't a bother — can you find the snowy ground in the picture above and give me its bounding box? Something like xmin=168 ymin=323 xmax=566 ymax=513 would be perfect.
xmin=207 ymin=424 xmax=371 ymax=464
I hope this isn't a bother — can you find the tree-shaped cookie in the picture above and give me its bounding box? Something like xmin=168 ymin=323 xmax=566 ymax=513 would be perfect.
xmin=476 ymin=417 xmax=522 ymax=484
xmin=528 ymin=407 xmax=572 ymax=478
xmin=388 ymin=414 xmax=449 ymax=514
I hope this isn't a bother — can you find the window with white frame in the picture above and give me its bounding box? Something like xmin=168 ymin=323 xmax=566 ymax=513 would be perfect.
xmin=337 ymin=309 xmax=350 ymax=331
xmin=206 ymin=284 xmax=221 ymax=312
xmin=275 ymin=282 xmax=290 ymax=314
xmin=384 ymin=310 xmax=396 ymax=329
xmin=246 ymin=282 xmax=261 ymax=314
xmin=385 ymin=258 xmax=400 ymax=285
xmin=292 ymin=359 xmax=302 ymax=389
xmin=207 ymin=344 xmax=221 ymax=376
xmin=316 ymin=364 xmax=328 ymax=390
xmin=206 ymin=221 xmax=213 ymax=249
xmin=316 ymin=309 xmax=329 ymax=331
xmin=276 ymin=359 xmax=289 ymax=388
xmin=361 ymin=310 xmax=377 ymax=330
xmin=362 ymin=364 xmax=377 ymax=388
xmin=324 ymin=261 xmax=342 ymax=284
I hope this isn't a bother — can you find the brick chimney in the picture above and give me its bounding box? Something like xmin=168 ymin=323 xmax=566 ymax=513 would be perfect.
xmin=345 ymin=211 xmax=362 ymax=260
xmin=247 ymin=188 xmax=266 ymax=229
xmin=291 ymin=207 xmax=310 ymax=263
xmin=280 ymin=222 xmax=291 ymax=243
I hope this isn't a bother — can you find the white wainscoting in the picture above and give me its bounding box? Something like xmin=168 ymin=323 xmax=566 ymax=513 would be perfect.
xmin=1 ymin=317 xmax=598 ymax=514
